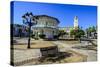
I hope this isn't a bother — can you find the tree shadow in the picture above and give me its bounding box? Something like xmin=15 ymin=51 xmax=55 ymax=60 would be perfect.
xmin=38 ymin=52 xmax=72 ymax=62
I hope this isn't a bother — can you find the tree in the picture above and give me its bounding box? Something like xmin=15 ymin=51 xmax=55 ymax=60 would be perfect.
xmin=58 ymin=30 xmax=66 ymax=37
xmin=75 ymin=29 xmax=85 ymax=38
xmin=39 ymin=34 xmax=45 ymax=39
xmin=86 ymin=26 xmax=96 ymax=38
xmin=22 ymin=12 xmax=37 ymax=48
xmin=18 ymin=28 xmax=22 ymax=37
xmin=70 ymin=28 xmax=85 ymax=42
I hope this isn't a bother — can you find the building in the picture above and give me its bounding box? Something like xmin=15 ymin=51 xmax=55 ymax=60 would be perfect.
xmin=12 ymin=24 xmax=29 ymax=37
xmin=74 ymin=16 xmax=79 ymax=30
xmin=58 ymin=27 xmax=73 ymax=39
xmin=58 ymin=16 xmax=79 ymax=39
xmin=32 ymin=15 xmax=60 ymax=39
xmin=59 ymin=27 xmax=73 ymax=34
xmin=12 ymin=16 xmax=79 ymax=39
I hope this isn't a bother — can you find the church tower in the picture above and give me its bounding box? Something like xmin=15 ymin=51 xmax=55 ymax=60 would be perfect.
xmin=74 ymin=16 xmax=78 ymax=30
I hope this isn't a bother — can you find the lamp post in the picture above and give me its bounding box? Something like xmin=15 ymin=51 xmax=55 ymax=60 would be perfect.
xmin=22 ymin=12 xmax=37 ymax=48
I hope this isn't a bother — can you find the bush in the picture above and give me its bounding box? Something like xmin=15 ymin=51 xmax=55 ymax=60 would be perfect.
xmin=70 ymin=29 xmax=85 ymax=39
xmin=31 ymin=34 xmax=35 ymax=38
xmin=39 ymin=34 xmax=45 ymax=39
xmin=53 ymin=35 xmax=59 ymax=39
xmin=34 ymin=37 xmax=39 ymax=40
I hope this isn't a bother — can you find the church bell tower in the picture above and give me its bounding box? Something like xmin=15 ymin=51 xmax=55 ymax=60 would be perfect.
xmin=74 ymin=16 xmax=78 ymax=30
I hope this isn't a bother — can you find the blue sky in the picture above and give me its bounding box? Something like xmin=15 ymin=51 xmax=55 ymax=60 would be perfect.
xmin=11 ymin=1 xmax=97 ymax=29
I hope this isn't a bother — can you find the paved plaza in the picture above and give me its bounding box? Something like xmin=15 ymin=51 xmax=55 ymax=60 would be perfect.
xmin=12 ymin=38 xmax=97 ymax=66
xmin=53 ymin=41 xmax=97 ymax=61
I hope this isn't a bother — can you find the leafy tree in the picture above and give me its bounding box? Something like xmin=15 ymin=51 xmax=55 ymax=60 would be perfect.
xmin=39 ymin=34 xmax=45 ymax=39
xmin=70 ymin=28 xmax=85 ymax=39
xmin=58 ymin=30 xmax=66 ymax=37
xmin=22 ymin=12 xmax=38 ymax=48
xmin=18 ymin=28 xmax=22 ymax=37
xmin=75 ymin=29 xmax=85 ymax=38
xmin=86 ymin=26 xmax=96 ymax=37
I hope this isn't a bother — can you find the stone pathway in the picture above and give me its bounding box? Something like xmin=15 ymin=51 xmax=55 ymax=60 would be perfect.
xmin=53 ymin=41 xmax=97 ymax=61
